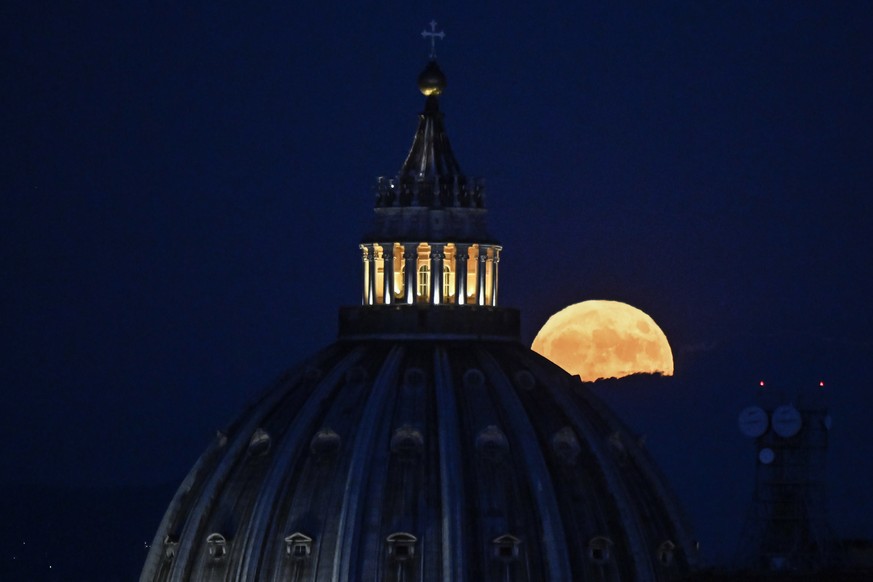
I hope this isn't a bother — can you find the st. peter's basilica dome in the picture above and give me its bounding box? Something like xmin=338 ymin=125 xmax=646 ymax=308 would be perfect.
xmin=141 ymin=54 xmax=696 ymax=582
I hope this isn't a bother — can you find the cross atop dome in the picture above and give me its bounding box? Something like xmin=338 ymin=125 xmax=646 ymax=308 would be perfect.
xmin=421 ymin=20 xmax=445 ymax=60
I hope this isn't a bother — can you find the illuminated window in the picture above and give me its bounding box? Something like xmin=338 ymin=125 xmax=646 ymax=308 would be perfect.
xmin=374 ymin=244 xmax=385 ymax=303
xmin=418 ymin=264 xmax=430 ymax=299
xmin=466 ymin=245 xmax=478 ymax=299
xmin=443 ymin=264 xmax=452 ymax=298
xmin=484 ymin=247 xmax=493 ymax=305
xmin=362 ymin=246 xmax=370 ymax=303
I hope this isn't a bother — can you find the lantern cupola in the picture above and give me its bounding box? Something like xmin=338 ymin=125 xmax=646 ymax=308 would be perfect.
xmin=361 ymin=57 xmax=500 ymax=308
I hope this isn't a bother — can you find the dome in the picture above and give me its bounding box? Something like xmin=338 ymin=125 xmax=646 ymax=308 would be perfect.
xmin=141 ymin=311 xmax=695 ymax=581
xmin=141 ymin=35 xmax=696 ymax=581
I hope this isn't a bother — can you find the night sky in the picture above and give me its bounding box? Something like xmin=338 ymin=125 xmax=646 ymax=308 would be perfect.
xmin=3 ymin=0 xmax=872 ymax=568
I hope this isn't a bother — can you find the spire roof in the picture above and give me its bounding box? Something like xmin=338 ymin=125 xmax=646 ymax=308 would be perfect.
xmin=373 ymin=59 xmax=485 ymax=213
xmin=369 ymin=58 xmax=492 ymax=246
xmin=399 ymin=60 xmax=463 ymax=180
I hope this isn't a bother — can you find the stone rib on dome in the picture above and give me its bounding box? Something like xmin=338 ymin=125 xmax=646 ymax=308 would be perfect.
xmin=141 ymin=341 xmax=696 ymax=581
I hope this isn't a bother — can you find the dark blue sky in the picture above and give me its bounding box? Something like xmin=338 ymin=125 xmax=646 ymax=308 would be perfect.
xmin=3 ymin=1 xmax=872 ymax=564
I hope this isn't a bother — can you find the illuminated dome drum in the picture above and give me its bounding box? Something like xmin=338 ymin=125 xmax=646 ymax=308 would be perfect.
xmin=141 ymin=55 xmax=697 ymax=582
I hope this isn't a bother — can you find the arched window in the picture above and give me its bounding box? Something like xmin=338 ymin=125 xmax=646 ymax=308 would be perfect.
xmin=206 ymin=533 xmax=227 ymax=559
xmin=387 ymin=532 xmax=417 ymax=562
xmin=418 ymin=264 xmax=430 ymax=299
xmin=443 ymin=264 xmax=452 ymax=298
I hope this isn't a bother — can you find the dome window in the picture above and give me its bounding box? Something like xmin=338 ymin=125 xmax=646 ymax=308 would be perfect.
xmin=390 ymin=425 xmax=424 ymax=457
xmin=657 ymin=540 xmax=676 ymax=566
xmin=386 ymin=532 xmax=417 ymax=562
xmin=310 ymin=427 xmax=341 ymax=457
xmin=206 ymin=533 xmax=228 ymax=559
xmin=284 ymin=532 xmax=312 ymax=561
xmin=248 ymin=429 xmax=271 ymax=456
xmin=550 ymin=427 xmax=581 ymax=466
xmin=475 ymin=425 xmax=509 ymax=460
xmin=463 ymin=368 xmax=485 ymax=389
xmin=588 ymin=536 xmax=613 ymax=564
xmin=163 ymin=535 xmax=178 ymax=560
xmin=492 ymin=534 xmax=521 ymax=562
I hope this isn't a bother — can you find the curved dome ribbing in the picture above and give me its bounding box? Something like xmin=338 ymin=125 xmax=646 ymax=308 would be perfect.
xmin=141 ymin=340 xmax=695 ymax=581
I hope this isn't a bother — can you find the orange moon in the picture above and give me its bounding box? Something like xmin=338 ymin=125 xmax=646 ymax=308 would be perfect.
xmin=531 ymin=300 xmax=674 ymax=382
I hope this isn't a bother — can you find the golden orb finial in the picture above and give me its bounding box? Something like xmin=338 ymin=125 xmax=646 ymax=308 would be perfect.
xmin=417 ymin=60 xmax=447 ymax=96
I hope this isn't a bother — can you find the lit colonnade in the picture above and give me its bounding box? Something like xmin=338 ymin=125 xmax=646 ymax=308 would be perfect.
xmin=361 ymin=241 xmax=499 ymax=307
xmin=360 ymin=58 xmax=501 ymax=309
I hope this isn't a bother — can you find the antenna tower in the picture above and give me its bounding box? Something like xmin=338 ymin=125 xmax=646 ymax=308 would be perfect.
xmin=736 ymin=382 xmax=836 ymax=573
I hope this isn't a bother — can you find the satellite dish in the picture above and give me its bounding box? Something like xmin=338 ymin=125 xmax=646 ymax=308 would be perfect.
xmin=738 ymin=406 xmax=768 ymax=437
xmin=758 ymin=448 xmax=775 ymax=464
xmin=772 ymin=405 xmax=803 ymax=438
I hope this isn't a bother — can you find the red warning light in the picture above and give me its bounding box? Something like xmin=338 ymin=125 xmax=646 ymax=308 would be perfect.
xmin=759 ymin=380 xmax=765 ymax=387
xmin=819 ymin=381 xmax=825 ymax=388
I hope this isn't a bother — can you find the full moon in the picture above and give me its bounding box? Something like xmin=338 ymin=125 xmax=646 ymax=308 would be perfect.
xmin=531 ymin=300 xmax=674 ymax=382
